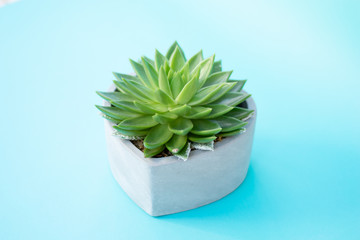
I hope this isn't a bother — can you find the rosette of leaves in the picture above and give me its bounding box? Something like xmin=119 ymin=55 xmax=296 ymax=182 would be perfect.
xmin=96 ymin=42 xmax=254 ymax=160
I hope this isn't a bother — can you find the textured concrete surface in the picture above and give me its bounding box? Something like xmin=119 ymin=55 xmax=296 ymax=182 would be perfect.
xmin=104 ymin=85 xmax=257 ymax=216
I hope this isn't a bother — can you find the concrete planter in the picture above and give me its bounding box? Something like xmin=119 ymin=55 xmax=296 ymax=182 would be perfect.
xmin=103 ymin=85 xmax=256 ymax=216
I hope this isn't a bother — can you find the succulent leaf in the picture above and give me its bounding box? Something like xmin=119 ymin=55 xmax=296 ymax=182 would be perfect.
xmin=134 ymin=101 xmax=167 ymax=114
xmin=170 ymin=46 xmax=186 ymax=71
xmin=188 ymin=50 xmax=203 ymax=72
xmin=195 ymin=55 xmax=215 ymax=87
xmin=203 ymin=71 xmax=233 ymax=87
xmin=142 ymin=57 xmax=159 ymax=88
xmin=96 ymin=91 xmax=134 ymax=102
xmin=191 ymin=119 xmax=222 ymax=136
xmin=113 ymin=80 xmax=151 ymax=102
xmin=204 ymin=104 xmax=234 ymax=119
xmin=158 ymin=66 xmax=173 ymax=97
xmin=153 ymin=112 xmax=178 ymax=124
xmin=166 ymin=134 xmax=187 ymax=153
xmin=191 ymin=141 xmax=214 ymax=151
xmin=155 ymin=49 xmax=167 ymax=70
xmin=188 ymin=82 xmax=235 ymax=106
xmin=169 ymin=118 xmax=193 ymax=136
xmin=110 ymin=101 xmax=142 ymax=113
xmin=113 ymin=126 xmax=148 ymax=137
xmin=118 ymin=116 xmax=158 ymax=130
xmin=169 ymin=72 xmax=183 ymax=98
xmin=144 ymin=145 xmax=165 ymax=158
xmin=96 ymin=105 xmax=142 ymax=119
xmin=217 ymin=128 xmax=246 ymax=137
xmin=169 ymin=104 xmax=191 ymax=115
xmin=144 ymin=124 xmax=173 ymax=149
xmin=210 ymin=60 xmax=222 ymax=74
xmin=229 ymin=79 xmax=246 ymax=92
xmin=166 ymin=41 xmax=186 ymax=60
xmin=154 ymin=89 xmax=176 ymax=106
xmin=225 ymin=107 xmax=254 ymax=120
xmin=113 ymin=72 xmax=141 ymax=84
xmin=175 ymin=68 xmax=200 ymax=104
xmin=183 ymin=106 xmax=212 ymax=119
xmin=173 ymin=142 xmax=191 ymax=161
xmin=97 ymin=42 xmax=253 ymax=160
xmin=129 ymin=59 xmax=152 ymax=87
xmin=214 ymin=116 xmax=247 ymax=132
xmin=188 ymin=134 xmax=216 ymax=143
xmin=212 ymin=92 xmax=251 ymax=106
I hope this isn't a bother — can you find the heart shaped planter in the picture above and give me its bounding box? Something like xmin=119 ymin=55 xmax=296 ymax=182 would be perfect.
xmin=103 ymin=85 xmax=256 ymax=216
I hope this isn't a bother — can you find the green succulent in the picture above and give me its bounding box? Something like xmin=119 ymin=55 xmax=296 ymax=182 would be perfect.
xmin=96 ymin=42 xmax=254 ymax=160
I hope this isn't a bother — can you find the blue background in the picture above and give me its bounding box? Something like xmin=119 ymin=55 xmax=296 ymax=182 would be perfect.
xmin=1 ymin=0 xmax=359 ymax=239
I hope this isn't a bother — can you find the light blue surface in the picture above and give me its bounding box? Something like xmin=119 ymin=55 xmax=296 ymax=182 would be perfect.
xmin=1 ymin=0 xmax=359 ymax=239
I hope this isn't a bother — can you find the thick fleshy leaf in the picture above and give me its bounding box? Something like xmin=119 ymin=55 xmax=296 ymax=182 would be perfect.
xmin=113 ymin=72 xmax=142 ymax=84
xmin=134 ymin=101 xmax=167 ymax=114
xmin=175 ymin=68 xmax=200 ymax=104
xmin=152 ymin=112 xmax=178 ymax=124
xmin=188 ymin=50 xmax=203 ymax=73
xmin=129 ymin=59 xmax=151 ymax=87
xmin=225 ymin=107 xmax=254 ymax=120
xmin=217 ymin=128 xmax=246 ymax=137
xmin=110 ymin=101 xmax=142 ymax=113
xmin=95 ymin=105 xmax=142 ymax=119
xmin=167 ymin=69 xmax=174 ymax=82
xmin=166 ymin=134 xmax=187 ymax=153
xmin=188 ymin=134 xmax=216 ymax=143
xmin=113 ymin=127 xmax=148 ymax=137
xmin=191 ymin=141 xmax=214 ymax=151
xmin=214 ymin=116 xmax=247 ymax=132
xmin=113 ymin=80 xmax=151 ymax=102
xmin=164 ymin=61 xmax=170 ymax=74
xmin=96 ymin=91 xmax=134 ymax=102
xmin=188 ymin=82 xmax=236 ymax=105
xmin=112 ymin=132 xmax=144 ymax=140
xmin=168 ymin=118 xmax=193 ymax=136
xmin=142 ymin=56 xmax=155 ymax=67
xmin=210 ymin=60 xmax=222 ymax=74
xmin=169 ymin=104 xmax=191 ymax=116
xmin=166 ymin=41 xmax=185 ymax=60
xmin=142 ymin=57 xmax=158 ymax=88
xmin=203 ymin=71 xmax=233 ymax=87
xmin=155 ymin=49 xmax=167 ymax=70
xmin=154 ymin=89 xmax=176 ymax=106
xmin=191 ymin=119 xmax=222 ymax=136
xmin=229 ymin=80 xmax=246 ymax=92
xmin=180 ymin=62 xmax=190 ymax=83
xmin=212 ymin=92 xmax=251 ymax=106
xmin=193 ymin=55 xmax=215 ymax=87
xmin=170 ymin=72 xmax=183 ymax=98
xmin=204 ymin=104 xmax=234 ymax=119
xmin=118 ymin=116 xmax=158 ymax=130
xmin=170 ymin=46 xmax=186 ymax=71
xmin=188 ymin=83 xmax=222 ymax=105
xmin=100 ymin=113 xmax=122 ymax=123
xmin=183 ymin=106 xmax=212 ymax=119
xmin=174 ymin=142 xmax=191 ymax=161
xmin=158 ymin=66 xmax=173 ymax=97
xmin=144 ymin=124 xmax=173 ymax=149
xmin=112 ymin=80 xmax=128 ymax=94
xmin=144 ymin=145 xmax=165 ymax=158
xmin=200 ymin=82 xmax=237 ymax=105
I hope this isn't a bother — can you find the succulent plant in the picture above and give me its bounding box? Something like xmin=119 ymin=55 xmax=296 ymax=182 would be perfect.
xmin=96 ymin=42 xmax=254 ymax=160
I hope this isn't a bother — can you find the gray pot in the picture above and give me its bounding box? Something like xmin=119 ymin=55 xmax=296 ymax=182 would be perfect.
xmin=103 ymin=85 xmax=256 ymax=216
